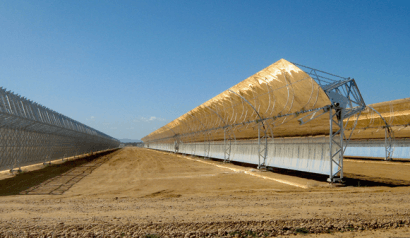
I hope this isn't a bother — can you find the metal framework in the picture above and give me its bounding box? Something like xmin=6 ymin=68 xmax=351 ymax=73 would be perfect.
xmin=142 ymin=59 xmax=366 ymax=182
xmin=0 ymin=88 xmax=120 ymax=172
xmin=367 ymin=106 xmax=395 ymax=160
xmin=257 ymin=123 xmax=268 ymax=169
xmin=341 ymin=97 xmax=404 ymax=160
xmin=223 ymin=127 xmax=232 ymax=163
xmin=296 ymin=64 xmax=366 ymax=182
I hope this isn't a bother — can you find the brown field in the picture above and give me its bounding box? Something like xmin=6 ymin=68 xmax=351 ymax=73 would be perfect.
xmin=1 ymin=147 xmax=410 ymax=237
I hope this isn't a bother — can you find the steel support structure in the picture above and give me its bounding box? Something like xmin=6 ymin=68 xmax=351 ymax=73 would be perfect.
xmin=385 ymin=129 xmax=394 ymax=160
xmin=0 ymin=88 xmax=120 ymax=172
xmin=223 ymin=127 xmax=231 ymax=163
xmin=257 ymin=123 xmax=268 ymax=170
xmin=367 ymin=106 xmax=395 ymax=160
xmin=228 ymin=89 xmax=270 ymax=170
xmin=144 ymin=61 xmax=367 ymax=182
xmin=204 ymin=132 xmax=211 ymax=159
xmin=328 ymin=105 xmax=344 ymax=182
xmin=174 ymin=136 xmax=180 ymax=153
xmin=296 ymin=63 xmax=366 ymax=182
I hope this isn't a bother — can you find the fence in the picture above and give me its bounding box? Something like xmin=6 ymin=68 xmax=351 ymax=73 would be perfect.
xmin=0 ymin=88 xmax=120 ymax=172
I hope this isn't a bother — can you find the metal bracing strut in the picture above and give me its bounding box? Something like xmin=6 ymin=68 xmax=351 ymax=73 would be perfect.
xmin=228 ymin=89 xmax=269 ymax=170
xmin=203 ymin=132 xmax=211 ymax=159
xmin=174 ymin=136 xmax=180 ymax=154
xmin=257 ymin=123 xmax=268 ymax=170
xmin=223 ymin=127 xmax=232 ymax=163
xmin=367 ymin=106 xmax=395 ymax=160
xmin=328 ymin=105 xmax=344 ymax=182
xmin=203 ymin=104 xmax=235 ymax=163
xmin=385 ymin=129 xmax=394 ymax=161
xmin=294 ymin=64 xmax=366 ymax=183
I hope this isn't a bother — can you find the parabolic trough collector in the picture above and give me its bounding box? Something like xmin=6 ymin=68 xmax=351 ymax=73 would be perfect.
xmin=142 ymin=59 xmax=368 ymax=183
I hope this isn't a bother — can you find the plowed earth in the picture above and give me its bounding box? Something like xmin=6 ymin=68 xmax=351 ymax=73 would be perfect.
xmin=1 ymin=147 xmax=410 ymax=237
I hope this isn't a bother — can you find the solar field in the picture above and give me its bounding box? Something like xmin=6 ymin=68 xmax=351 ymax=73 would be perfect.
xmin=1 ymin=59 xmax=410 ymax=237
xmin=1 ymin=147 xmax=410 ymax=237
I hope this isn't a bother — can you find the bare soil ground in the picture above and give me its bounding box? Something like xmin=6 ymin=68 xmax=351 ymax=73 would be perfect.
xmin=1 ymin=147 xmax=410 ymax=237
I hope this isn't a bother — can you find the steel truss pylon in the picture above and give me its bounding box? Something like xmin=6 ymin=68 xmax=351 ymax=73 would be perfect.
xmin=204 ymin=132 xmax=211 ymax=159
xmin=385 ymin=129 xmax=394 ymax=161
xmin=328 ymin=104 xmax=344 ymax=182
xmin=257 ymin=123 xmax=268 ymax=170
xmin=327 ymin=103 xmax=363 ymax=182
xmin=296 ymin=63 xmax=366 ymax=183
xmin=324 ymin=77 xmax=365 ymax=182
xmin=173 ymin=136 xmax=180 ymax=153
xmin=223 ymin=127 xmax=231 ymax=163
xmin=228 ymin=89 xmax=269 ymax=170
xmin=367 ymin=106 xmax=395 ymax=161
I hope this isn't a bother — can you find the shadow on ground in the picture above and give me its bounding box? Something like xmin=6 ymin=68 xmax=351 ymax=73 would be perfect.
xmin=0 ymin=149 xmax=119 ymax=196
xmin=188 ymin=154 xmax=410 ymax=187
xmin=265 ymin=168 xmax=410 ymax=187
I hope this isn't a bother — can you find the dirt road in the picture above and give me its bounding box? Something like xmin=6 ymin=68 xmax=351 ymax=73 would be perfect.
xmin=0 ymin=147 xmax=410 ymax=237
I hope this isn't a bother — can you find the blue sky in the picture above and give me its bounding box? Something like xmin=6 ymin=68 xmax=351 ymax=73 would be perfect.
xmin=1 ymin=0 xmax=409 ymax=140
